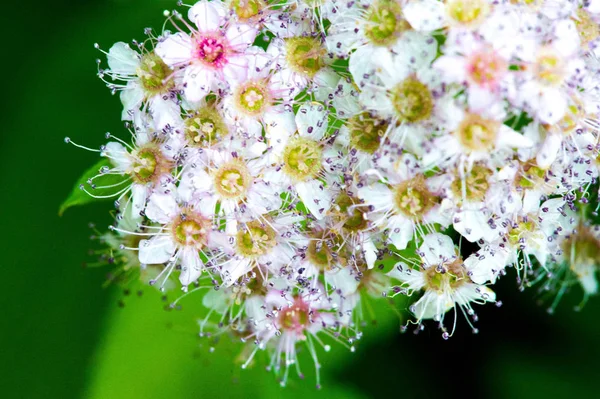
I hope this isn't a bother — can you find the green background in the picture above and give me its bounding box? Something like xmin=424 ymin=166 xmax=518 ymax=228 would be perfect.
xmin=2 ymin=1 xmax=599 ymax=398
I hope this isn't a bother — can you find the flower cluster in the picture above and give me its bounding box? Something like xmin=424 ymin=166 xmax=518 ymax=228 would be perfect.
xmin=65 ymin=0 xmax=600 ymax=387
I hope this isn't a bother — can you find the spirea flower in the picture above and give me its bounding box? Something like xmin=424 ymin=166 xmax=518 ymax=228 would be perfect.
xmin=64 ymin=0 xmax=600 ymax=387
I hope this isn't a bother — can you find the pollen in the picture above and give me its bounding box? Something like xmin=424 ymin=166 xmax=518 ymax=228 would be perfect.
xmin=333 ymin=193 xmax=369 ymax=233
xmin=507 ymin=218 xmax=539 ymax=247
xmin=515 ymin=161 xmax=547 ymax=190
xmin=562 ymin=224 xmax=600 ymax=273
xmin=306 ymin=230 xmax=345 ymax=270
xmin=279 ymin=297 xmax=312 ymax=335
xmin=467 ymin=50 xmax=507 ymax=88
xmin=534 ymin=50 xmax=566 ymax=87
xmin=573 ymin=9 xmax=600 ymax=45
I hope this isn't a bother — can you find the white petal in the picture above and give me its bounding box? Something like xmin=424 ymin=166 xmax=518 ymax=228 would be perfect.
xmin=145 ymin=192 xmax=179 ymax=224
xmin=536 ymin=133 xmax=562 ymax=169
xmin=221 ymin=258 xmax=253 ymax=287
xmin=156 ymin=32 xmax=193 ymax=67
xmin=538 ymin=88 xmax=567 ymax=124
xmin=119 ymin=86 xmax=144 ymax=120
xmin=455 ymin=284 xmax=496 ymax=305
xmin=222 ymin=55 xmax=249 ymax=82
xmin=387 ymin=216 xmax=414 ymax=250
xmin=296 ymin=179 xmax=332 ymax=219
xmin=226 ymin=23 xmax=257 ymax=48
xmin=402 ymin=0 xmax=447 ymax=32
xmin=463 ymin=246 xmax=508 ymax=285
xmin=296 ymin=102 xmax=328 ymax=140
xmin=149 ymin=96 xmax=182 ymax=131
xmin=387 ymin=262 xmax=425 ymax=291
xmin=496 ymin=125 xmax=534 ymax=149
xmin=183 ymin=66 xmax=213 ymax=102
xmin=325 ymin=267 xmax=359 ymax=295
xmin=188 ymin=1 xmax=224 ymax=32
xmin=104 ymin=142 xmax=132 ymax=172
xmin=107 ymin=42 xmax=140 ymax=74
xmin=357 ymin=183 xmax=393 ymax=211
xmin=419 ymin=233 xmax=456 ymax=266
xmin=391 ymin=31 xmax=438 ymax=71
xmin=179 ymin=247 xmax=203 ymax=286
xmin=131 ymin=184 xmax=147 ymax=219
xmin=139 ymin=235 xmax=176 ymax=265
xmin=363 ymin=238 xmax=378 ymax=269
xmin=412 ymin=291 xmax=453 ymax=320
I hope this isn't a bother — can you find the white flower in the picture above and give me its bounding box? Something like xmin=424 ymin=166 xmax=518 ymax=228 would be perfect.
xmin=101 ymin=128 xmax=179 ymax=221
xmin=245 ymin=286 xmax=355 ymax=387
xmin=388 ymin=233 xmax=496 ymax=336
xmin=102 ymin=41 xmax=182 ymax=130
xmin=358 ymin=153 xmax=447 ymax=250
xmin=156 ymin=1 xmax=257 ymax=102
xmin=137 ymin=189 xmax=230 ymax=289
xmin=264 ymin=101 xmax=339 ymax=219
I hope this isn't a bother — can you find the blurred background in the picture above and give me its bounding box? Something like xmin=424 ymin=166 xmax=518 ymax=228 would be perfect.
xmin=2 ymin=1 xmax=599 ymax=398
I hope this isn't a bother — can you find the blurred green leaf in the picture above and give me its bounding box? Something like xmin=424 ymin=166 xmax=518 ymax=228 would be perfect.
xmin=84 ymin=287 xmax=371 ymax=399
xmin=59 ymin=158 xmax=127 ymax=216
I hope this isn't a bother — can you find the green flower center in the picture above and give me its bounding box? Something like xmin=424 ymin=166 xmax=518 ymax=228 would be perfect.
xmin=425 ymin=259 xmax=467 ymax=292
xmin=455 ymin=114 xmax=498 ymax=152
xmin=285 ymin=37 xmax=325 ymax=78
xmin=516 ymin=162 xmax=546 ymax=190
xmin=364 ymin=0 xmax=408 ymax=46
xmin=231 ymin=0 xmax=263 ymax=19
xmin=334 ymin=193 xmax=369 ymax=233
xmin=391 ymin=78 xmax=433 ymax=123
xmin=171 ymin=213 xmax=210 ymax=247
xmin=213 ymin=159 xmax=252 ymax=200
xmin=185 ymin=108 xmax=227 ymax=146
xmin=573 ymin=10 xmax=600 ymax=45
xmin=279 ymin=298 xmax=311 ymax=332
xmin=348 ymin=113 xmax=388 ymax=154
xmin=282 ymin=137 xmax=322 ymax=182
xmin=508 ymin=220 xmax=537 ymax=247
xmin=563 ymin=224 xmax=600 ymax=269
xmin=393 ymin=176 xmax=438 ymax=219
xmin=236 ymin=221 xmax=277 ymax=258
xmin=136 ymin=53 xmax=174 ymax=96
xmin=535 ymin=52 xmax=565 ymax=87
xmin=451 ymin=165 xmax=492 ymax=202
xmin=447 ymin=0 xmax=488 ymax=25
xmin=131 ymin=145 xmax=172 ymax=184
xmin=235 ymin=82 xmax=270 ymax=116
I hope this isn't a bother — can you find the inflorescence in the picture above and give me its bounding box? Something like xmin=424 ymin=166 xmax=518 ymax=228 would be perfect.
xmin=65 ymin=0 xmax=600 ymax=388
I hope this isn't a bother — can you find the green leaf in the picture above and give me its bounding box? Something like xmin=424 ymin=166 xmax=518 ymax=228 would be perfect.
xmin=59 ymin=158 xmax=129 ymax=216
xmin=84 ymin=286 xmax=371 ymax=399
